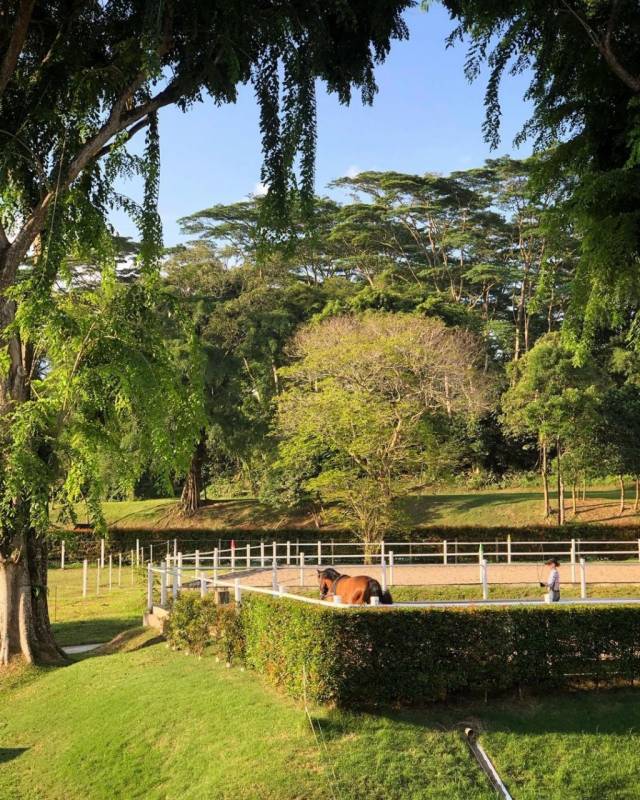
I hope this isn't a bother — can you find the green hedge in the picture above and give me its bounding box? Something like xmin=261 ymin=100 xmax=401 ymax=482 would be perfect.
xmin=166 ymin=594 xmax=640 ymax=706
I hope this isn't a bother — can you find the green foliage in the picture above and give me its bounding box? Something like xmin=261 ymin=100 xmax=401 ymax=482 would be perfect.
xmin=165 ymin=592 xmax=245 ymax=661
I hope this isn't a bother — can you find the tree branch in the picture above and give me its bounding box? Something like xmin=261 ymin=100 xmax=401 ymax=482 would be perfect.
xmin=0 ymin=0 xmax=35 ymax=98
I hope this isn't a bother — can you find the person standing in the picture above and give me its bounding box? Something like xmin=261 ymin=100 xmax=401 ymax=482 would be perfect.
xmin=540 ymin=558 xmax=560 ymax=602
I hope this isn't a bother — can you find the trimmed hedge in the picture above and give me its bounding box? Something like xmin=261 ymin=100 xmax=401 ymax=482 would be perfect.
xmin=166 ymin=594 xmax=640 ymax=706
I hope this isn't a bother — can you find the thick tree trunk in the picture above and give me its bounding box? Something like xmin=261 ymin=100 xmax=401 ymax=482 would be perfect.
xmin=541 ymin=442 xmax=550 ymax=518
xmin=180 ymin=433 xmax=206 ymax=517
xmin=556 ymin=439 xmax=564 ymax=526
xmin=619 ymin=475 xmax=625 ymax=516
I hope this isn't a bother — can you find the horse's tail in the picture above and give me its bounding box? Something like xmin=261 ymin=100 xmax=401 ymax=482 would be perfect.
xmin=368 ymin=578 xmax=393 ymax=605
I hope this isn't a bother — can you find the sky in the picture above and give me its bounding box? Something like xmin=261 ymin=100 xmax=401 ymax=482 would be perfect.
xmin=112 ymin=4 xmax=534 ymax=246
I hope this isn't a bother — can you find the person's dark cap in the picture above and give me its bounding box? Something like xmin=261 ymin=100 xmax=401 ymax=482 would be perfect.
xmin=545 ymin=558 xmax=559 ymax=566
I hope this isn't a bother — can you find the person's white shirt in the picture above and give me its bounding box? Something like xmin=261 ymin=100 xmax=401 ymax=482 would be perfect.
xmin=546 ymin=567 xmax=560 ymax=592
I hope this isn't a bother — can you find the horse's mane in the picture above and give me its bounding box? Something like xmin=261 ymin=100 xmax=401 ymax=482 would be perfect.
xmin=318 ymin=567 xmax=340 ymax=581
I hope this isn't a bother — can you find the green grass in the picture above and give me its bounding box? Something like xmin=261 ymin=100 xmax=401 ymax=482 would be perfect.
xmin=4 ymin=636 xmax=640 ymax=799
xmin=48 ymin=565 xmax=147 ymax=646
xmin=56 ymin=482 xmax=640 ymax=532
xmin=0 ymin=633 xmax=494 ymax=800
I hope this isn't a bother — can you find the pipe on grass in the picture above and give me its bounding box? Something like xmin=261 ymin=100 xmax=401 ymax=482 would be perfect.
xmin=462 ymin=726 xmax=513 ymax=800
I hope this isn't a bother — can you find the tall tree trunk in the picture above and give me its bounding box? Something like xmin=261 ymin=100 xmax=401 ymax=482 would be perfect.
xmin=619 ymin=475 xmax=625 ymax=516
xmin=0 ymin=293 xmax=65 ymax=666
xmin=541 ymin=442 xmax=550 ymax=518
xmin=556 ymin=439 xmax=565 ymax=526
xmin=180 ymin=432 xmax=206 ymax=517
xmin=635 ymin=478 xmax=639 ymax=513
xmin=582 ymin=478 xmax=587 ymax=501
xmin=572 ymin=482 xmax=577 ymax=515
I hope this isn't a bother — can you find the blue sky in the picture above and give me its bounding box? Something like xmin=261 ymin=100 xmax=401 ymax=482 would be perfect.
xmin=112 ymin=4 xmax=533 ymax=246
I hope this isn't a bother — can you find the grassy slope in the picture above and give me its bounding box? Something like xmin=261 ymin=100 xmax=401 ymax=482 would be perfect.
xmin=48 ymin=566 xmax=147 ymax=646
xmin=62 ymin=484 xmax=640 ymax=532
xmin=4 ymin=640 xmax=640 ymax=799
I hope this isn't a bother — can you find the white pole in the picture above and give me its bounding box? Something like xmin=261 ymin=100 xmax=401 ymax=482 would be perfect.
xmin=381 ymin=556 xmax=387 ymax=593
xmin=200 ymin=571 xmax=206 ymax=599
xmin=637 ymin=538 xmax=640 ymax=562
xmin=100 ymin=538 xmax=105 ymax=569
xmin=61 ymin=540 xmax=65 ymax=570
xmin=160 ymin=561 xmax=167 ymax=607
xmin=443 ymin=540 xmax=448 ymax=565
xmin=234 ymin=578 xmax=241 ymax=604
xmin=507 ymin=535 xmax=512 ymax=564
xmin=286 ymin=540 xmax=291 ymax=566
xmin=272 ymin=557 xmax=278 ymax=591
xmin=317 ymin=540 xmax=321 ymax=566
xmin=389 ymin=551 xmax=394 ymax=587
xmin=273 ymin=540 xmax=277 ymax=566
xmin=571 ymin=539 xmax=576 ymax=583
xmin=231 ymin=543 xmax=236 ymax=572
xmin=195 ymin=549 xmax=200 ymax=575
xmin=299 ymin=552 xmax=305 ymax=587
xmin=118 ymin=552 xmax=122 ymax=587
xmin=478 ymin=543 xmax=484 ymax=564
xmin=166 ymin=540 xmax=170 ymax=558
xmin=136 ymin=539 xmax=140 ymax=567
xmin=140 ymin=546 xmax=144 ymax=565
xmin=260 ymin=541 xmax=265 ymax=568
xmin=108 ymin=554 xmax=113 ymax=591
xmin=172 ymin=564 xmax=179 ymax=600
xmin=149 ymin=544 xmax=153 ymax=565
xmin=580 ymin=558 xmax=587 ymax=599
xmin=481 ymin=559 xmax=489 ymax=600
xmin=82 ymin=559 xmax=88 ymax=598
xmin=130 ymin=550 xmax=134 ymax=586
xmin=177 ymin=552 xmax=183 ymax=589
xmin=213 ymin=547 xmax=218 ymax=583
xmin=146 ymin=563 xmax=153 ymax=612
xmin=246 ymin=544 xmax=251 ymax=570
xmin=173 ymin=538 xmax=178 ymax=558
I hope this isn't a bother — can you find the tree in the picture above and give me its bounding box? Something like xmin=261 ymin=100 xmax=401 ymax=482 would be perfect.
xmin=275 ymin=313 xmax=492 ymax=542
xmin=439 ymin=0 xmax=640 ymax=352
xmin=501 ymin=333 xmax=605 ymax=522
xmin=0 ymin=0 xmax=411 ymax=664
xmin=596 ymin=385 xmax=640 ymax=514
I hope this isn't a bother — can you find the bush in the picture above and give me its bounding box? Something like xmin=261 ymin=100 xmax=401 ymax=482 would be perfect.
xmin=166 ymin=593 xmax=640 ymax=706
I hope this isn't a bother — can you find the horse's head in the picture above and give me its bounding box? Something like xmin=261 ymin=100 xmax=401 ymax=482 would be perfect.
xmin=317 ymin=567 xmax=340 ymax=599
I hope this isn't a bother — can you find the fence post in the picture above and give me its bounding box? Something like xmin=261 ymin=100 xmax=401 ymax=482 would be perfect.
xmin=231 ymin=543 xmax=236 ymax=572
xmin=478 ymin=543 xmax=484 ymax=564
xmin=166 ymin=540 xmax=170 ymax=558
xmin=381 ymin=556 xmax=387 ymax=593
xmin=443 ymin=540 xmax=448 ymax=565
xmin=260 ymin=540 xmax=265 ymax=568
xmin=246 ymin=544 xmax=251 ymax=570
xmin=177 ymin=553 xmax=183 ymax=589
xmin=389 ymin=551 xmax=394 ymax=587
xmin=160 ymin=561 xmax=167 ymax=607
xmin=140 ymin=546 xmax=144 ymax=566
xmin=507 ymin=535 xmax=512 ymax=565
xmin=200 ymin=571 xmax=206 ymax=599
xmin=637 ymin=538 xmax=640 ymax=562
xmin=195 ymin=549 xmax=200 ymax=576
xmin=317 ymin=540 xmax=321 ymax=566
xmin=299 ymin=552 xmax=305 ymax=587
xmin=100 ymin=538 xmax=105 ymax=568
xmin=286 ymin=540 xmax=291 ymax=566
xmin=82 ymin=559 xmax=88 ymax=598
xmin=273 ymin=540 xmax=277 ymax=566
xmin=135 ymin=539 xmax=140 ymax=567
xmin=149 ymin=544 xmax=153 ymax=565
xmin=172 ymin=563 xmax=179 ymax=601
xmin=147 ymin=563 xmax=153 ymax=612
xmin=571 ymin=539 xmax=576 ymax=583
xmin=96 ymin=561 xmax=100 ymax=596
xmin=580 ymin=558 xmax=587 ymax=599
xmin=381 ymin=540 xmax=386 ymax=563
xmin=234 ymin=578 xmax=241 ymax=604
xmin=118 ymin=552 xmax=122 ymax=587
xmin=108 ymin=554 xmax=113 ymax=591
xmin=213 ymin=547 xmax=218 ymax=583
xmin=481 ymin=558 xmax=489 ymax=600
xmin=173 ymin=538 xmax=178 ymax=559
xmin=61 ymin=540 xmax=65 ymax=570
xmin=130 ymin=550 xmax=134 ymax=586
xmin=272 ymin=557 xmax=278 ymax=591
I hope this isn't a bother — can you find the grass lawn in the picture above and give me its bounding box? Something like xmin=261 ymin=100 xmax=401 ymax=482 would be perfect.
xmin=3 ymin=635 xmax=640 ymax=799
xmin=48 ymin=565 xmax=147 ymax=646
xmin=57 ymin=483 xmax=640 ymax=533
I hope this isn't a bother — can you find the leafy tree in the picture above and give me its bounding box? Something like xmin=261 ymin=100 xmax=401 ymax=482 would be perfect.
xmin=596 ymin=384 xmax=640 ymax=513
xmin=0 ymin=0 xmax=410 ymax=663
xmin=501 ymin=333 xmax=606 ymax=522
xmin=275 ymin=313 xmax=492 ymax=542
xmin=440 ymin=0 xmax=640 ymax=352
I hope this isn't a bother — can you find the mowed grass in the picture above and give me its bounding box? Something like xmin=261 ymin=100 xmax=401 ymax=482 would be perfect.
xmin=57 ymin=482 xmax=640 ymax=532
xmin=0 ymin=633 xmax=494 ymax=800
xmin=48 ymin=565 xmax=147 ymax=646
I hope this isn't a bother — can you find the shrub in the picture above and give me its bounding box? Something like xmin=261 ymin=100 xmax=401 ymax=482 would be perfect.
xmin=166 ymin=593 xmax=640 ymax=706
xmin=165 ymin=593 xmax=245 ymax=661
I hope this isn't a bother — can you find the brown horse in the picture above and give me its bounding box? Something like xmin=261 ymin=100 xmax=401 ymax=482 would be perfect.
xmin=317 ymin=567 xmax=392 ymax=605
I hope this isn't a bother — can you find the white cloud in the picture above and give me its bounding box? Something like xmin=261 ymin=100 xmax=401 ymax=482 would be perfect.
xmin=253 ymin=181 xmax=268 ymax=197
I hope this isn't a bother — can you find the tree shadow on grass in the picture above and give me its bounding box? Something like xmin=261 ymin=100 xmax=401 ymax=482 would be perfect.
xmin=0 ymin=748 xmax=29 ymax=764
xmin=52 ymin=616 xmax=139 ymax=648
